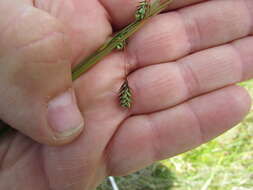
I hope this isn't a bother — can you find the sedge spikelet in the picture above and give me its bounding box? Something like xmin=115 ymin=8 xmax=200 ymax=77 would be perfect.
xmin=119 ymin=80 xmax=132 ymax=108
xmin=135 ymin=0 xmax=151 ymax=21
xmin=116 ymin=40 xmax=126 ymax=50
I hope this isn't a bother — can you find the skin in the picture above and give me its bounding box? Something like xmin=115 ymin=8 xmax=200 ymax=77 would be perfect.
xmin=0 ymin=0 xmax=252 ymax=189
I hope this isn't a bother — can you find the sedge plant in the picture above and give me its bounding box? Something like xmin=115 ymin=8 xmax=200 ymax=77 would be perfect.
xmin=0 ymin=0 xmax=174 ymax=136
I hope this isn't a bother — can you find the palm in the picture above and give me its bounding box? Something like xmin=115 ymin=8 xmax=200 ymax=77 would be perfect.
xmin=1 ymin=0 xmax=253 ymax=189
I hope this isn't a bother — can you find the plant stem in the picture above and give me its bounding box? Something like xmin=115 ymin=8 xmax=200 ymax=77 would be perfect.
xmin=72 ymin=0 xmax=174 ymax=80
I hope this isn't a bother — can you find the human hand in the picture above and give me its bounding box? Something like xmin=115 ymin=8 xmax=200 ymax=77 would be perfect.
xmin=0 ymin=0 xmax=252 ymax=189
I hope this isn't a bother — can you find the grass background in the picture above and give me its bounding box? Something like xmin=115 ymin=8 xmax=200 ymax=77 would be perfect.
xmin=98 ymin=79 xmax=253 ymax=190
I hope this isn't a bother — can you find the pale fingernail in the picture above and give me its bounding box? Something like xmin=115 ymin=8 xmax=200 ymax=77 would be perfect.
xmin=47 ymin=89 xmax=84 ymax=138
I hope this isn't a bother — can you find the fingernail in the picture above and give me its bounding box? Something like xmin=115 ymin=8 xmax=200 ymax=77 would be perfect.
xmin=47 ymin=89 xmax=84 ymax=138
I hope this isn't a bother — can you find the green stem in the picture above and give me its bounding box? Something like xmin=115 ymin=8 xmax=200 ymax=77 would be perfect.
xmin=72 ymin=0 xmax=174 ymax=80
xmin=72 ymin=20 xmax=141 ymax=80
xmin=150 ymin=0 xmax=174 ymax=16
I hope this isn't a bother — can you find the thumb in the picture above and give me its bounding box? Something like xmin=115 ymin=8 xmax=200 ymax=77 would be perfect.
xmin=0 ymin=1 xmax=84 ymax=145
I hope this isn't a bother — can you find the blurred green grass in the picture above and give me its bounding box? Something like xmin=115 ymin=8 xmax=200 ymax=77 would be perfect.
xmin=98 ymin=163 xmax=175 ymax=190
xmin=162 ymin=80 xmax=253 ymax=190
xmin=98 ymin=79 xmax=253 ymax=190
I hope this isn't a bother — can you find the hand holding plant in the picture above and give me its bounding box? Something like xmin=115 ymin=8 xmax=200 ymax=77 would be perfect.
xmin=0 ymin=0 xmax=252 ymax=189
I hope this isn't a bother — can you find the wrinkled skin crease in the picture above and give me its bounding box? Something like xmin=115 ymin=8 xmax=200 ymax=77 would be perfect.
xmin=0 ymin=0 xmax=253 ymax=189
